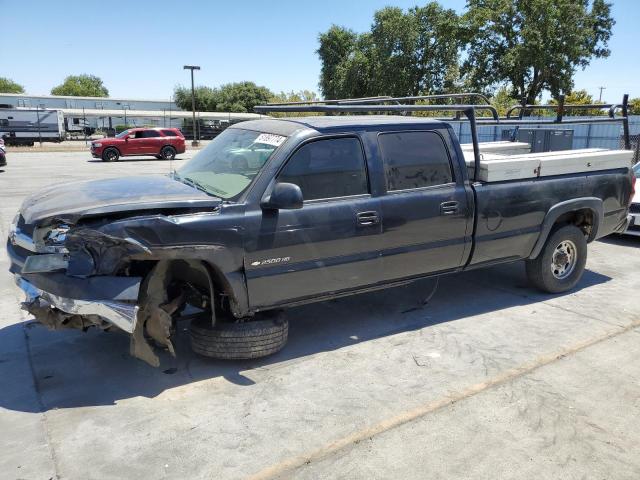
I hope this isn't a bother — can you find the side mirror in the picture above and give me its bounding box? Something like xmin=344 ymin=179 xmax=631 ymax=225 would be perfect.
xmin=128 ymin=134 xmax=135 ymax=140
xmin=261 ymin=182 xmax=303 ymax=210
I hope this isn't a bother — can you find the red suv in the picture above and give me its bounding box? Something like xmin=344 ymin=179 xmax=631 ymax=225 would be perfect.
xmin=91 ymin=128 xmax=186 ymax=162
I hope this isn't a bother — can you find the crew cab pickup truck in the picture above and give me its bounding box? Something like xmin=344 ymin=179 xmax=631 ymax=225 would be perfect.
xmin=7 ymin=115 xmax=634 ymax=366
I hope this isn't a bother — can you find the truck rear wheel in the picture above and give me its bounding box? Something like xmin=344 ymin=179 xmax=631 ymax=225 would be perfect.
xmin=190 ymin=313 xmax=288 ymax=360
xmin=525 ymin=224 xmax=587 ymax=293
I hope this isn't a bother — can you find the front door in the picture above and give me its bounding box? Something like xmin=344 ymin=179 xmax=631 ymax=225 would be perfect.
xmin=245 ymin=136 xmax=383 ymax=308
xmin=376 ymin=129 xmax=471 ymax=281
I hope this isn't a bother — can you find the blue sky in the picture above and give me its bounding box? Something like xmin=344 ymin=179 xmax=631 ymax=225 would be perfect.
xmin=2 ymin=0 xmax=637 ymax=103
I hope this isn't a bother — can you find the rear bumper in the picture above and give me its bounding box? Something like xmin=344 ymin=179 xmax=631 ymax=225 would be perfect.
xmin=622 ymin=213 xmax=640 ymax=236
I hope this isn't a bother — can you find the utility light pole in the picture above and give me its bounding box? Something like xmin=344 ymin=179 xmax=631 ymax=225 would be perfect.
xmin=598 ymin=86 xmax=606 ymax=102
xmin=183 ymin=65 xmax=201 ymax=146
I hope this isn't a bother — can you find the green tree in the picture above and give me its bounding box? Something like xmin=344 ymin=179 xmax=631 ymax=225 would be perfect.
xmin=628 ymin=98 xmax=640 ymax=116
xmin=174 ymin=85 xmax=218 ymax=111
xmin=173 ymin=81 xmax=273 ymax=112
xmin=215 ymin=82 xmax=273 ymax=112
xmin=463 ymin=0 xmax=614 ymax=104
xmin=549 ymin=89 xmax=605 ymax=116
xmin=491 ymin=86 xmax=520 ymax=116
xmin=317 ymin=3 xmax=462 ymax=99
xmin=268 ymin=90 xmax=320 ymax=117
xmin=51 ymin=74 xmax=109 ymax=97
xmin=0 ymin=77 xmax=25 ymax=94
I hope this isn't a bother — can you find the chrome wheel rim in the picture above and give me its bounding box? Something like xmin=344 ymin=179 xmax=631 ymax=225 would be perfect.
xmin=551 ymin=240 xmax=577 ymax=279
xmin=107 ymin=150 xmax=117 ymax=161
xmin=162 ymin=148 xmax=173 ymax=159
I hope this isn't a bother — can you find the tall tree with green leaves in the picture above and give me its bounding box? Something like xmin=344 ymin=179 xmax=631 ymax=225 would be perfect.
xmin=215 ymin=82 xmax=273 ymax=113
xmin=173 ymin=85 xmax=218 ymax=111
xmin=317 ymin=2 xmax=462 ymax=99
xmin=51 ymin=74 xmax=109 ymax=97
xmin=463 ymin=0 xmax=614 ymax=103
xmin=0 ymin=77 xmax=25 ymax=94
xmin=173 ymin=82 xmax=273 ymax=112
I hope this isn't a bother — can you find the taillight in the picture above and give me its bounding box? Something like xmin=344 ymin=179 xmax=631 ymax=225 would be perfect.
xmin=630 ymin=173 xmax=636 ymax=206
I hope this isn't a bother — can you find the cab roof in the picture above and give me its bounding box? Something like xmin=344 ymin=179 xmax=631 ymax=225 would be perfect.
xmin=232 ymin=115 xmax=445 ymax=136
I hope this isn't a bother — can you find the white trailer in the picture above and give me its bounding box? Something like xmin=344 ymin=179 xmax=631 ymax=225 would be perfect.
xmin=0 ymin=108 xmax=65 ymax=145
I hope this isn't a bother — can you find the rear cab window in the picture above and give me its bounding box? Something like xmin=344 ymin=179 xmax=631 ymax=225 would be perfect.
xmin=378 ymin=130 xmax=453 ymax=191
xmin=278 ymin=137 xmax=369 ymax=201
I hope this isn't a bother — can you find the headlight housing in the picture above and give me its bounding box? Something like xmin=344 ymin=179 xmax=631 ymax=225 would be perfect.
xmin=93 ymin=142 xmax=102 ymax=148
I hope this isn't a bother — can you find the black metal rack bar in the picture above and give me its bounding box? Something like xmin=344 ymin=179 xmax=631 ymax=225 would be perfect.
xmin=254 ymin=93 xmax=632 ymax=181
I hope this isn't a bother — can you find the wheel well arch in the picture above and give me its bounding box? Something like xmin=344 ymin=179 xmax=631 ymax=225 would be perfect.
xmin=529 ymin=198 xmax=603 ymax=260
xmin=133 ymin=257 xmax=241 ymax=319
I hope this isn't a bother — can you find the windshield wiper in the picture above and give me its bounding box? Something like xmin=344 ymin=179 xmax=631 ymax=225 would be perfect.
xmin=182 ymin=176 xmax=210 ymax=193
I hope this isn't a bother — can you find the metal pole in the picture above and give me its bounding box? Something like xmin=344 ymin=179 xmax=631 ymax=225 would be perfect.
xmin=184 ymin=65 xmax=201 ymax=146
xmin=598 ymin=86 xmax=606 ymax=102
xmin=36 ymin=105 xmax=42 ymax=146
xmin=622 ymin=94 xmax=631 ymax=151
xmin=83 ymin=106 xmax=87 ymax=146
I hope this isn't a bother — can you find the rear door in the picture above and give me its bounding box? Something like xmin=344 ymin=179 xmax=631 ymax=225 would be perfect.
xmin=245 ymin=135 xmax=383 ymax=307
xmin=376 ymin=129 xmax=471 ymax=281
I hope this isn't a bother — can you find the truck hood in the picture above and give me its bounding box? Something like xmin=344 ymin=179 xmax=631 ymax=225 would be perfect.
xmin=20 ymin=175 xmax=220 ymax=225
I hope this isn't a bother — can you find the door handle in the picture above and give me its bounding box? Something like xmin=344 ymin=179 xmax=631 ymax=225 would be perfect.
xmin=440 ymin=201 xmax=459 ymax=216
xmin=356 ymin=211 xmax=380 ymax=226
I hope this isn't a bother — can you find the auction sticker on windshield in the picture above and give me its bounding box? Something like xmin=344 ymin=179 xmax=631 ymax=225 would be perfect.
xmin=255 ymin=133 xmax=287 ymax=147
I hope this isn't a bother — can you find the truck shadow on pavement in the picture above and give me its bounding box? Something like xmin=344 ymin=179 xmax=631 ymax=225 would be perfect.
xmin=0 ymin=262 xmax=610 ymax=413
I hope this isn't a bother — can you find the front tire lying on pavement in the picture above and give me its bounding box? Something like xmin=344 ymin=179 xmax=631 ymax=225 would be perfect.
xmin=525 ymin=224 xmax=587 ymax=293
xmin=190 ymin=313 xmax=288 ymax=360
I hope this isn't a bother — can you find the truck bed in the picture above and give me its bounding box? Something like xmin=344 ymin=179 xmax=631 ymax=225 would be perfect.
xmin=461 ymin=142 xmax=633 ymax=182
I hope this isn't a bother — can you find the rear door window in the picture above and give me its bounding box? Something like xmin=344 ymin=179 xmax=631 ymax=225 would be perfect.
xmin=278 ymin=137 xmax=369 ymax=201
xmin=379 ymin=131 xmax=453 ymax=191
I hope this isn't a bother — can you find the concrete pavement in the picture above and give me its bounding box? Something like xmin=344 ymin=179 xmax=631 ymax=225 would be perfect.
xmin=0 ymin=150 xmax=638 ymax=480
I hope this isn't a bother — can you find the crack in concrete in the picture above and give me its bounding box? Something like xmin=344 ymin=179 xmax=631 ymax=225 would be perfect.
xmin=246 ymin=319 xmax=640 ymax=480
xmin=23 ymin=323 xmax=60 ymax=480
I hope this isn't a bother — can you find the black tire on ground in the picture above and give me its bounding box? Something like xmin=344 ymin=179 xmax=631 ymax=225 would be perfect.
xmin=160 ymin=145 xmax=176 ymax=160
xmin=102 ymin=147 xmax=120 ymax=162
xmin=525 ymin=224 xmax=587 ymax=293
xmin=190 ymin=313 xmax=288 ymax=360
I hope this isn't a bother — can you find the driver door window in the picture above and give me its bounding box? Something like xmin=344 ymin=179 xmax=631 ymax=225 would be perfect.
xmin=278 ymin=137 xmax=369 ymax=201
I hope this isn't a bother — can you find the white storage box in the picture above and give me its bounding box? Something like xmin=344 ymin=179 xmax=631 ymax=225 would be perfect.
xmin=462 ymin=148 xmax=632 ymax=182
xmin=538 ymin=149 xmax=634 ymax=177
xmin=461 ymin=141 xmax=531 ymax=156
xmin=474 ymin=156 xmax=541 ymax=182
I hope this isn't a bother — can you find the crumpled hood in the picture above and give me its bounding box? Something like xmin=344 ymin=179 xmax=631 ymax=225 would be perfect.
xmin=20 ymin=175 xmax=220 ymax=225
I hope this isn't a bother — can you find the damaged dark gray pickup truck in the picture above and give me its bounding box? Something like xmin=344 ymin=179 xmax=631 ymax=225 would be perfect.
xmin=8 ymin=115 xmax=634 ymax=366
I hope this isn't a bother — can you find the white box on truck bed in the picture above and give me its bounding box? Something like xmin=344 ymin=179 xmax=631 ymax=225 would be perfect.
xmin=463 ymin=146 xmax=633 ymax=182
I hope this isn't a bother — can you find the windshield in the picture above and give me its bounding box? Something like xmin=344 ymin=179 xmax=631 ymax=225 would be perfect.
xmin=175 ymin=128 xmax=286 ymax=200
xmin=116 ymin=129 xmax=131 ymax=138
xmin=633 ymin=162 xmax=640 ymax=178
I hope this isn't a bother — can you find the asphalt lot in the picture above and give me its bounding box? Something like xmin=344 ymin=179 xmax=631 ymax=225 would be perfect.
xmin=1 ymin=150 xmax=639 ymax=480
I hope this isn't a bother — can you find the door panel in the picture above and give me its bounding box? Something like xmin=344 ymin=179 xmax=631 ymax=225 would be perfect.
xmin=376 ymin=129 xmax=471 ymax=281
xmin=245 ymin=197 xmax=382 ymax=307
xmin=378 ymin=185 xmax=469 ymax=280
xmin=245 ymin=135 xmax=383 ymax=308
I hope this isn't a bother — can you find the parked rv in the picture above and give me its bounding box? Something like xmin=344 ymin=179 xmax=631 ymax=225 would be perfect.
xmin=0 ymin=108 xmax=65 ymax=145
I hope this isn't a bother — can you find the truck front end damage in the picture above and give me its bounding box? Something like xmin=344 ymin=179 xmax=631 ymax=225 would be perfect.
xmin=8 ymin=203 xmax=225 ymax=367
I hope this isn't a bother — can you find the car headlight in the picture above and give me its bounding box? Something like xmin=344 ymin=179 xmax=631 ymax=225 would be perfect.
xmin=9 ymin=213 xmax=19 ymax=236
xmin=93 ymin=143 xmax=102 ymax=147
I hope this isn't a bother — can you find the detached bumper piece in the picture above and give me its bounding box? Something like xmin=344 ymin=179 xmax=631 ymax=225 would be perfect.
xmin=15 ymin=275 xmax=140 ymax=333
